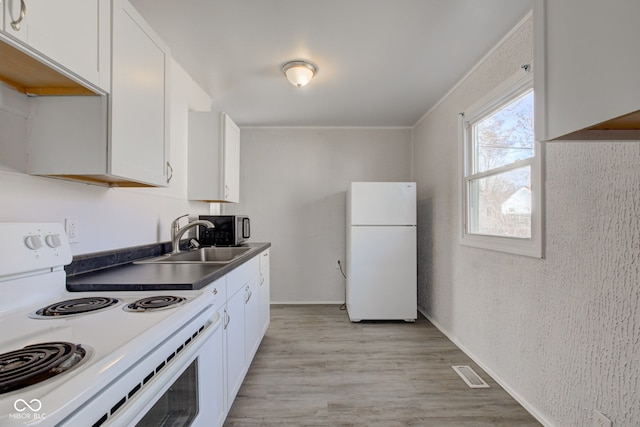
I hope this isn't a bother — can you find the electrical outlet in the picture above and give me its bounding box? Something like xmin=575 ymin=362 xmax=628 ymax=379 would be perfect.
xmin=593 ymin=410 xmax=612 ymax=427
xmin=65 ymin=218 xmax=79 ymax=244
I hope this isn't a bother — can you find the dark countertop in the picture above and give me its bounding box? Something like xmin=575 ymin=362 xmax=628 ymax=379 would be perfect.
xmin=66 ymin=242 xmax=271 ymax=292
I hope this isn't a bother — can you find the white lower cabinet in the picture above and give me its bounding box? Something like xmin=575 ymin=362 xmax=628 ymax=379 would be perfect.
xmin=259 ymin=249 xmax=271 ymax=336
xmin=204 ymin=249 xmax=269 ymax=423
xmin=224 ymin=283 xmax=247 ymax=411
xmin=244 ymin=274 xmax=262 ymax=364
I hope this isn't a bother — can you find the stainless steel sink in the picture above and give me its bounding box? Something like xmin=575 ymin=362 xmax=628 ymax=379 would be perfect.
xmin=135 ymin=247 xmax=255 ymax=264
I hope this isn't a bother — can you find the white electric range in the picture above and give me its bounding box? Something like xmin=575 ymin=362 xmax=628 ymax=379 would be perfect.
xmin=0 ymin=223 xmax=221 ymax=426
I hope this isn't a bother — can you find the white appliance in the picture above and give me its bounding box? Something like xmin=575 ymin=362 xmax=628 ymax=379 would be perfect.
xmin=346 ymin=182 xmax=417 ymax=322
xmin=0 ymin=223 xmax=222 ymax=426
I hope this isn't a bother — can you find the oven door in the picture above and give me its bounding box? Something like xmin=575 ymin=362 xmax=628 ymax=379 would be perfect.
xmin=125 ymin=312 xmax=224 ymax=427
xmin=61 ymin=307 xmax=224 ymax=427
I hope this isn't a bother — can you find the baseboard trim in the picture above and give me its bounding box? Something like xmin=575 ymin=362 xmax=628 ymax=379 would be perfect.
xmin=271 ymin=301 xmax=344 ymax=305
xmin=418 ymin=308 xmax=554 ymax=427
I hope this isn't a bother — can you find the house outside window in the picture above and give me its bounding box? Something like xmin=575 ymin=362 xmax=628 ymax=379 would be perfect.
xmin=460 ymin=67 xmax=543 ymax=258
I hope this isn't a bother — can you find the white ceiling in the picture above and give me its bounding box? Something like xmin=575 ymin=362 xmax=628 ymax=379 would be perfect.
xmin=130 ymin=0 xmax=532 ymax=127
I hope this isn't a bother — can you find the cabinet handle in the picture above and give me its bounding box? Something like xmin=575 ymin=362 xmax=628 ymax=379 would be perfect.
xmin=212 ymin=288 xmax=218 ymax=295
xmin=245 ymin=286 xmax=252 ymax=303
xmin=166 ymin=161 xmax=173 ymax=183
xmin=224 ymin=185 xmax=230 ymax=199
xmin=10 ymin=0 xmax=27 ymax=31
xmin=224 ymin=308 xmax=230 ymax=329
xmin=260 ymin=274 xmax=264 ymax=286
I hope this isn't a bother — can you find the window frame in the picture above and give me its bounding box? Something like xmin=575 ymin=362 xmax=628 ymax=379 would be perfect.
xmin=459 ymin=67 xmax=544 ymax=258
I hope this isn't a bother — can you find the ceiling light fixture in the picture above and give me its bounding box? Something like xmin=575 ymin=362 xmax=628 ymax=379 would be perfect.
xmin=282 ymin=60 xmax=317 ymax=88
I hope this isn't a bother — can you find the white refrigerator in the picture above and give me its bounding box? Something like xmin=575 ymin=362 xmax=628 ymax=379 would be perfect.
xmin=346 ymin=182 xmax=417 ymax=322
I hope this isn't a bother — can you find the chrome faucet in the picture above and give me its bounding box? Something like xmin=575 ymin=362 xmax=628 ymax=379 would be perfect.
xmin=171 ymin=214 xmax=214 ymax=253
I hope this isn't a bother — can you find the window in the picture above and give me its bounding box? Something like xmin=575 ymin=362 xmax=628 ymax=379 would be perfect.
xmin=460 ymin=68 xmax=543 ymax=257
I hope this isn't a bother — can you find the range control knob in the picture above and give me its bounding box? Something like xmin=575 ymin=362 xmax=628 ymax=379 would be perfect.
xmin=45 ymin=234 xmax=63 ymax=248
xmin=24 ymin=235 xmax=43 ymax=250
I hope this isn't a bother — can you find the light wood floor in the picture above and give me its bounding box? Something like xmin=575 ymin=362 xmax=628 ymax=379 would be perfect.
xmin=224 ymin=305 xmax=540 ymax=426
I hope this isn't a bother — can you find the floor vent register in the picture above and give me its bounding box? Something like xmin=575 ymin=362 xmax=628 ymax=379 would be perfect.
xmin=451 ymin=365 xmax=490 ymax=388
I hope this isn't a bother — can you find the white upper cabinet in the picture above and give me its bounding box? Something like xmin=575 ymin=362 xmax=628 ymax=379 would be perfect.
xmin=1 ymin=0 xmax=110 ymax=93
xmin=109 ymin=0 xmax=170 ymax=186
xmin=534 ymin=0 xmax=640 ymax=141
xmin=188 ymin=112 xmax=241 ymax=202
xmin=27 ymin=0 xmax=171 ymax=187
xmin=222 ymin=115 xmax=240 ymax=203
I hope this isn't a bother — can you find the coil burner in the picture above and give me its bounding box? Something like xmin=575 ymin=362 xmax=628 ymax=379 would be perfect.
xmin=31 ymin=297 xmax=122 ymax=319
xmin=0 ymin=342 xmax=88 ymax=394
xmin=123 ymin=295 xmax=187 ymax=313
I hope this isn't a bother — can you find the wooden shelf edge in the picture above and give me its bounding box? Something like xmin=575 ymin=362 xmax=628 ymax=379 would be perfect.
xmin=0 ymin=37 xmax=101 ymax=96
xmin=34 ymin=174 xmax=160 ymax=188
xmin=550 ymin=110 xmax=640 ymax=141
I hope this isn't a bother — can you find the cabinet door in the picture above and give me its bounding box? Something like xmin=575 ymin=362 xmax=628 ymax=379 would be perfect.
xmin=110 ymin=0 xmax=170 ymax=186
xmin=4 ymin=0 xmax=27 ymax=42
xmin=222 ymin=113 xmax=240 ymax=202
xmin=535 ymin=0 xmax=640 ymax=140
xmin=188 ymin=111 xmax=222 ymax=201
xmin=259 ymin=250 xmax=271 ymax=336
xmin=3 ymin=0 xmax=109 ymax=91
xmin=188 ymin=111 xmax=240 ymax=202
xmin=244 ymin=275 xmax=261 ymax=364
xmin=224 ymin=287 xmax=246 ymax=412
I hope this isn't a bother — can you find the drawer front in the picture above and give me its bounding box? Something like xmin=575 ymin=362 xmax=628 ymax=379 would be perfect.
xmin=203 ymin=276 xmax=227 ymax=310
xmin=227 ymin=256 xmax=259 ymax=296
xmin=259 ymin=249 xmax=270 ymax=271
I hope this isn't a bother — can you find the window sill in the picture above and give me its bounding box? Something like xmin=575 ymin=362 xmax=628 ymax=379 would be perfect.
xmin=460 ymin=233 xmax=543 ymax=258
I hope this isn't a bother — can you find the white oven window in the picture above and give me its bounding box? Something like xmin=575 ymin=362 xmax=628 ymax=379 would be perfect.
xmin=136 ymin=359 xmax=199 ymax=426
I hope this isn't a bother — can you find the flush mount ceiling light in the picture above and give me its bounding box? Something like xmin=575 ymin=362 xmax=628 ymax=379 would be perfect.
xmin=282 ymin=60 xmax=317 ymax=88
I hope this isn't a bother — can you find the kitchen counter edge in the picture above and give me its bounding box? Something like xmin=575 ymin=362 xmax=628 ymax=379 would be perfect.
xmin=65 ymin=242 xmax=271 ymax=292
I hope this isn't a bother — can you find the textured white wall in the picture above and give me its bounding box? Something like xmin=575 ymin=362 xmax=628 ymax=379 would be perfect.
xmin=413 ymin=16 xmax=640 ymax=426
xmin=224 ymin=127 xmax=413 ymax=303
xmin=0 ymin=60 xmax=212 ymax=254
